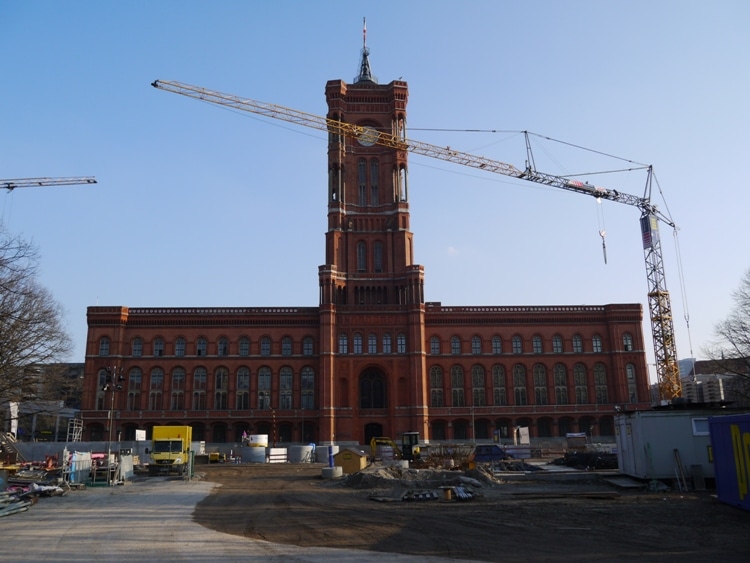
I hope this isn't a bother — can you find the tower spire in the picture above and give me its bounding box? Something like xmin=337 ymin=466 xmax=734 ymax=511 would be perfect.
xmin=355 ymin=17 xmax=377 ymax=84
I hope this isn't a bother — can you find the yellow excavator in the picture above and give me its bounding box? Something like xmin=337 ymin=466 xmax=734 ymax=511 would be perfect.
xmin=369 ymin=433 xmax=422 ymax=462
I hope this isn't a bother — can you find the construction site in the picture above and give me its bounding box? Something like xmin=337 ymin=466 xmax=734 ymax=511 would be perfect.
xmin=3 ymin=7 xmax=750 ymax=562
xmin=2 ymin=428 xmax=749 ymax=562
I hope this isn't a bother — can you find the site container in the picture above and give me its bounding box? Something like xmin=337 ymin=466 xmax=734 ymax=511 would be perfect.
xmin=709 ymin=413 xmax=750 ymax=512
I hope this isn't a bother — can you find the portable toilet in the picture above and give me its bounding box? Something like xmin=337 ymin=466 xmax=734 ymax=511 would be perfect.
xmin=333 ymin=447 xmax=368 ymax=474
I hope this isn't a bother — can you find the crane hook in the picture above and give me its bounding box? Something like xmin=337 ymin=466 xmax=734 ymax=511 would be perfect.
xmin=599 ymin=230 xmax=607 ymax=265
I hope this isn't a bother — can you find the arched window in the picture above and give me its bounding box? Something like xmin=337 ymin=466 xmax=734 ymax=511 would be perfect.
xmin=512 ymin=336 xmax=523 ymax=354
xmin=301 ymin=366 xmax=315 ymax=409
xmin=370 ymin=159 xmax=379 ymax=205
xmin=98 ymin=337 xmax=110 ymax=356
xmin=132 ymin=337 xmax=142 ymax=357
xmin=358 ymin=158 xmax=367 ymax=205
xmin=532 ymin=336 xmax=543 ymax=354
xmin=127 ymin=368 xmax=142 ymax=411
xmin=626 ymin=363 xmax=638 ymax=402
xmin=533 ymin=364 xmax=547 ymax=405
xmin=492 ymin=365 xmax=506 ymax=405
xmin=153 ymin=337 xmax=164 ymax=357
xmin=236 ymin=367 xmax=250 ymax=409
xmin=382 ymin=333 xmax=391 ymax=354
xmin=368 ymin=333 xmax=377 ymax=354
xmin=451 ymin=366 xmax=465 ymax=407
xmin=623 ymin=333 xmax=634 ymax=352
xmin=374 ymin=241 xmax=383 ymax=272
xmin=554 ymin=363 xmax=568 ymax=405
xmin=192 ymin=367 xmax=206 ymax=410
xmin=360 ymin=370 xmax=386 ymax=409
xmin=196 ymin=338 xmax=207 ymax=356
xmin=451 ymin=336 xmax=461 ymax=355
xmin=175 ymin=337 xmax=186 ymax=357
xmin=171 ymin=368 xmax=185 ymax=410
xmin=258 ymin=367 xmax=271 ymax=409
xmin=430 ymin=336 xmax=441 ymax=355
xmin=592 ymin=335 xmax=603 ymax=353
xmin=573 ymin=363 xmax=587 ymax=404
xmin=491 ymin=336 xmax=502 ymax=354
xmin=281 ymin=336 xmax=292 ymax=356
xmin=218 ymin=337 xmax=229 ymax=356
xmin=472 ymin=365 xmax=486 ymax=406
xmin=552 ymin=335 xmax=563 ymax=353
xmin=396 ymin=333 xmax=407 ymax=354
xmin=594 ymin=363 xmax=608 ymax=403
xmin=430 ymin=366 xmax=443 ymax=407
xmin=338 ymin=333 xmax=348 ymax=354
xmin=239 ymin=337 xmax=250 ymax=356
xmin=513 ymin=364 xmax=527 ymax=405
xmin=279 ymin=367 xmax=293 ymax=409
xmin=215 ymin=368 xmax=228 ymax=409
xmin=357 ymin=241 xmax=367 ymax=272
xmin=572 ymin=335 xmax=583 ymax=353
xmin=260 ymin=337 xmax=271 ymax=356
xmin=302 ymin=336 xmax=314 ymax=356
xmin=471 ymin=336 xmax=482 ymax=355
xmin=353 ymin=333 xmax=363 ymax=354
xmin=149 ymin=368 xmax=163 ymax=411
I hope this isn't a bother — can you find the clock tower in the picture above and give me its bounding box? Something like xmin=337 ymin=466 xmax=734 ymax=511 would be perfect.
xmin=317 ymin=27 xmax=429 ymax=444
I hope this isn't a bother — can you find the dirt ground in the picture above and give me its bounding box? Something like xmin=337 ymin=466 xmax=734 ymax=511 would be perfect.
xmin=192 ymin=462 xmax=750 ymax=562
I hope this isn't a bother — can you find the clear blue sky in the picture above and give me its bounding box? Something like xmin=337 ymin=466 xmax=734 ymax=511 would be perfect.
xmin=1 ymin=1 xmax=748 ymax=383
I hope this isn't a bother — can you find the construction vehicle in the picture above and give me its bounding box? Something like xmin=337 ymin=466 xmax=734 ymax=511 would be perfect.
xmin=147 ymin=425 xmax=192 ymax=476
xmin=369 ymin=437 xmax=402 ymax=461
xmin=1 ymin=177 xmax=97 ymax=191
xmin=152 ymin=79 xmax=683 ymax=401
xmin=401 ymin=431 xmax=421 ymax=462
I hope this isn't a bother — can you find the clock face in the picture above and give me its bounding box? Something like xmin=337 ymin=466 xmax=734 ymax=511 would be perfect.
xmin=357 ymin=126 xmax=379 ymax=147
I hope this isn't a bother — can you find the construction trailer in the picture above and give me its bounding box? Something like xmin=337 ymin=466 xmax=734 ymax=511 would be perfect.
xmin=709 ymin=412 xmax=750 ymax=512
xmin=614 ymin=407 xmax=741 ymax=485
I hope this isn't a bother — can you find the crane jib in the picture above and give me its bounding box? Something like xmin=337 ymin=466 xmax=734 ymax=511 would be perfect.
xmin=151 ymin=78 xmax=683 ymax=401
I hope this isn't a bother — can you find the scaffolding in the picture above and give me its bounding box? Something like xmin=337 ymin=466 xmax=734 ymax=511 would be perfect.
xmin=66 ymin=418 xmax=83 ymax=443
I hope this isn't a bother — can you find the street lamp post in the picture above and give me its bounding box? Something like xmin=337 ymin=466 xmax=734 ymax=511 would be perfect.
xmin=103 ymin=366 xmax=124 ymax=486
xmin=471 ymin=405 xmax=476 ymax=446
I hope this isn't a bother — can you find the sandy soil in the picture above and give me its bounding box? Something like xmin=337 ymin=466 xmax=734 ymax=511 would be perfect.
xmin=193 ymin=463 xmax=750 ymax=562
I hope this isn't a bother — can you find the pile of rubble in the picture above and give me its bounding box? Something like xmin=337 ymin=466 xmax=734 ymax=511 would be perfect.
xmin=0 ymin=467 xmax=67 ymax=518
xmin=334 ymin=463 xmax=497 ymax=503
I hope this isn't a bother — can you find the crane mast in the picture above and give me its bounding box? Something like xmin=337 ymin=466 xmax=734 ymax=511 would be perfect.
xmin=151 ymin=79 xmax=682 ymax=401
xmin=1 ymin=177 xmax=97 ymax=191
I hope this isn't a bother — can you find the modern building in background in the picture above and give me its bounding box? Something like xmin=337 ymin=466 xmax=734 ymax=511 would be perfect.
xmin=81 ymin=42 xmax=651 ymax=445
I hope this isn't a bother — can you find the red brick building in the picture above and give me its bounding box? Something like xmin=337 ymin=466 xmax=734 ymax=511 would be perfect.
xmin=81 ymin=44 xmax=651 ymax=445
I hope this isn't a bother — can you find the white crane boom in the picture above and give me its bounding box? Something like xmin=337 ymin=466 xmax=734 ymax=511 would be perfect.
xmin=1 ymin=177 xmax=97 ymax=191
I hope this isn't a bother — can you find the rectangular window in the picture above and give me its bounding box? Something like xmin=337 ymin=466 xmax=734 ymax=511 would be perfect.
xmin=692 ymin=418 xmax=709 ymax=436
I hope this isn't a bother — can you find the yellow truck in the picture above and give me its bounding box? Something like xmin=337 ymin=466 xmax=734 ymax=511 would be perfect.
xmin=148 ymin=426 xmax=192 ymax=476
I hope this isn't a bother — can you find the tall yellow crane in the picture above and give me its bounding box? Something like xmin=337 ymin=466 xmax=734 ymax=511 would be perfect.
xmin=1 ymin=177 xmax=97 ymax=191
xmin=151 ymin=79 xmax=682 ymax=401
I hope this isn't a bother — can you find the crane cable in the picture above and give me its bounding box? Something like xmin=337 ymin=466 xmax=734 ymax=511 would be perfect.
xmin=596 ymin=197 xmax=607 ymax=265
xmin=651 ymin=171 xmax=694 ymax=364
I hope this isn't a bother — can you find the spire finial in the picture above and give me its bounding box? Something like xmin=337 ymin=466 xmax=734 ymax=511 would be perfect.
xmin=355 ymin=17 xmax=377 ymax=84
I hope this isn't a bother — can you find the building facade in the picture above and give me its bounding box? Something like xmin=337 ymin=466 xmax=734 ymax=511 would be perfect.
xmin=81 ymin=44 xmax=651 ymax=445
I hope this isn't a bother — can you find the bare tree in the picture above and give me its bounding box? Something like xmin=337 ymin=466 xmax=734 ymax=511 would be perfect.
xmin=704 ymin=268 xmax=750 ymax=404
xmin=0 ymin=227 xmax=74 ymax=404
